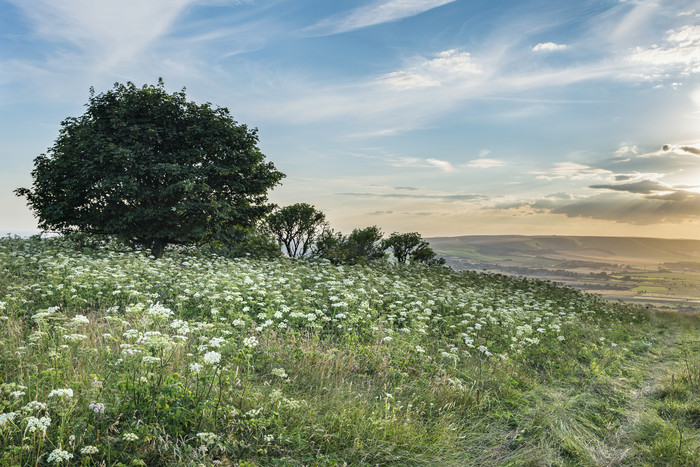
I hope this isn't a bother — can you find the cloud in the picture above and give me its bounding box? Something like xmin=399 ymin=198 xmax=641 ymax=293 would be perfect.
xmin=589 ymin=180 xmax=672 ymax=194
xmin=379 ymin=49 xmax=482 ymax=90
xmin=532 ymin=42 xmax=568 ymax=52
xmin=550 ymin=192 xmax=700 ymax=225
xmin=426 ymin=158 xmax=454 ymax=172
xmin=615 ymin=145 xmax=639 ymax=155
xmin=679 ymin=146 xmax=700 ymax=156
xmin=661 ymin=144 xmax=700 ymax=156
xmin=305 ymin=0 xmax=456 ymax=36
xmin=387 ymin=156 xmax=454 ymax=171
xmin=495 ymin=186 xmax=700 ymax=225
xmin=338 ymin=192 xmax=484 ymax=202
xmin=7 ymin=0 xmax=194 ymax=71
xmin=464 ymin=158 xmax=506 ymax=169
xmin=627 ymin=25 xmax=700 ymax=75
xmin=394 ymin=186 xmax=419 ymax=191
xmin=368 ymin=210 xmax=394 ymax=215
xmin=532 ymin=162 xmax=612 ymax=181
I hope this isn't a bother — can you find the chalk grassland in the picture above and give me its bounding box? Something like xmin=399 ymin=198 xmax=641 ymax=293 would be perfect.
xmin=428 ymin=235 xmax=700 ymax=314
xmin=0 ymin=236 xmax=698 ymax=465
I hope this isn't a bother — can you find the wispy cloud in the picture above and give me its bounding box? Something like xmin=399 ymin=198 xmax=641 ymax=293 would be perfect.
xmin=532 ymin=42 xmax=567 ymax=52
xmin=532 ymin=162 xmax=612 ymax=181
xmin=379 ymin=49 xmax=482 ymax=90
xmin=7 ymin=0 xmax=194 ymax=71
xmin=339 ymin=192 xmax=485 ymax=202
xmin=464 ymin=158 xmax=506 ymax=169
xmin=589 ymin=180 xmax=672 ymax=194
xmin=426 ymin=158 xmax=454 ymax=172
xmin=305 ymin=0 xmax=456 ymax=36
xmin=386 ymin=156 xmax=454 ymax=172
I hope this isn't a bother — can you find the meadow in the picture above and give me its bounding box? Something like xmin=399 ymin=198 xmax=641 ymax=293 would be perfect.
xmin=0 ymin=235 xmax=699 ymax=466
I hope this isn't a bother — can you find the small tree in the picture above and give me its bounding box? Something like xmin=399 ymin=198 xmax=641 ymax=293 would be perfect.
xmin=346 ymin=226 xmax=386 ymax=263
xmin=314 ymin=225 xmax=385 ymax=264
xmin=15 ymin=80 xmax=284 ymax=258
xmin=382 ymin=232 xmax=443 ymax=265
xmin=266 ymin=203 xmax=326 ymax=258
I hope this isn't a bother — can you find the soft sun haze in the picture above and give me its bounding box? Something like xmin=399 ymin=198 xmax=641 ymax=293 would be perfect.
xmin=1 ymin=0 xmax=700 ymax=239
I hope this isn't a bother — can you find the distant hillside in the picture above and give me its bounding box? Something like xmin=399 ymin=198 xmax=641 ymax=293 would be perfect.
xmin=427 ymin=235 xmax=700 ymax=313
xmin=427 ymin=235 xmax=700 ymax=267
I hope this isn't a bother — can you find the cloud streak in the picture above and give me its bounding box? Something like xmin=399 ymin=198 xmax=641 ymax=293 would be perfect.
xmin=305 ymin=0 xmax=456 ymax=36
xmin=7 ymin=0 xmax=194 ymax=71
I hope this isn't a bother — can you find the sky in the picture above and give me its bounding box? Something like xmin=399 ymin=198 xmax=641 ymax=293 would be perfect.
xmin=1 ymin=0 xmax=700 ymax=239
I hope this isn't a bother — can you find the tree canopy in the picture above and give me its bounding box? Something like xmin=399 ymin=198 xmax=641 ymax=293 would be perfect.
xmin=383 ymin=232 xmax=444 ymax=265
xmin=266 ymin=203 xmax=326 ymax=258
xmin=314 ymin=226 xmax=386 ymax=264
xmin=15 ymin=80 xmax=284 ymax=258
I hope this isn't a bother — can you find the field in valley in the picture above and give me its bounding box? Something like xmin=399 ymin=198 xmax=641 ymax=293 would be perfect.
xmin=428 ymin=235 xmax=700 ymax=314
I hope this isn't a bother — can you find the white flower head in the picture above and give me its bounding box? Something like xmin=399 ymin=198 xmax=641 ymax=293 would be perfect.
xmin=48 ymin=388 xmax=73 ymax=399
xmin=47 ymin=449 xmax=73 ymax=463
xmin=203 ymin=351 xmax=221 ymax=365
xmin=71 ymin=314 xmax=89 ymax=325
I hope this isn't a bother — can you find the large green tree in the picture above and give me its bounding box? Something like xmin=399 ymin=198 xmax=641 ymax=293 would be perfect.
xmin=15 ymin=80 xmax=284 ymax=258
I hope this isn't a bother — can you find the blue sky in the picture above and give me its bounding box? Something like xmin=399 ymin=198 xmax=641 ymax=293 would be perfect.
xmin=2 ymin=0 xmax=700 ymax=238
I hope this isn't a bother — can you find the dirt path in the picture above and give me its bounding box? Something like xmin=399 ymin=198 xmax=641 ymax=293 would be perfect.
xmin=596 ymin=314 xmax=700 ymax=465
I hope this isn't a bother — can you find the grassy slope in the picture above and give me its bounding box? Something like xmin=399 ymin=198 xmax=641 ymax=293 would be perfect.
xmin=0 ymin=236 xmax=698 ymax=466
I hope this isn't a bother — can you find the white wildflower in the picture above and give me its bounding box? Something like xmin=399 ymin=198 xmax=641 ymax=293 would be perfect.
xmin=203 ymin=351 xmax=221 ymax=365
xmin=80 ymin=445 xmax=99 ymax=455
xmin=48 ymin=388 xmax=73 ymax=399
xmin=71 ymin=314 xmax=89 ymax=325
xmin=47 ymin=449 xmax=73 ymax=463
xmin=0 ymin=412 xmax=17 ymax=426
xmin=25 ymin=415 xmax=51 ymax=433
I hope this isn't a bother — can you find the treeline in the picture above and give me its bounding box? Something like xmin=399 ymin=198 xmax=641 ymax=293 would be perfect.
xmin=212 ymin=203 xmax=445 ymax=266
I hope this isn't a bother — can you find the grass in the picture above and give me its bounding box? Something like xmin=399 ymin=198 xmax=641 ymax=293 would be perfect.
xmin=0 ymin=235 xmax=698 ymax=465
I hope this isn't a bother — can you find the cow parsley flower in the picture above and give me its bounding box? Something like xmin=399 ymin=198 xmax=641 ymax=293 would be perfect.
xmin=25 ymin=415 xmax=51 ymax=433
xmin=48 ymin=388 xmax=73 ymax=399
xmin=0 ymin=412 xmax=17 ymax=427
xmin=203 ymin=351 xmax=221 ymax=365
xmin=80 ymin=445 xmax=99 ymax=455
xmin=243 ymin=336 xmax=258 ymax=348
xmin=123 ymin=432 xmax=139 ymax=442
xmin=47 ymin=449 xmax=73 ymax=463
xmin=71 ymin=314 xmax=89 ymax=325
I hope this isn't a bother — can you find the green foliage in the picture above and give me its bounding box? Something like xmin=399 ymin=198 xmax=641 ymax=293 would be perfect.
xmin=383 ymin=231 xmax=445 ymax=265
xmin=15 ymin=80 xmax=284 ymax=258
xmin=202 ymin=225 xmax=282 ymax=260
xmin=266 ymin=203 xmax=326 ymax=258
xmin=314 ymin=225 xmax=386 ymax=264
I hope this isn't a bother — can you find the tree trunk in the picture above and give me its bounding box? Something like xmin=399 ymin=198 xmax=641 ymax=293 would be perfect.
xmin=150 ymin=239 xmax=166 ymax=259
